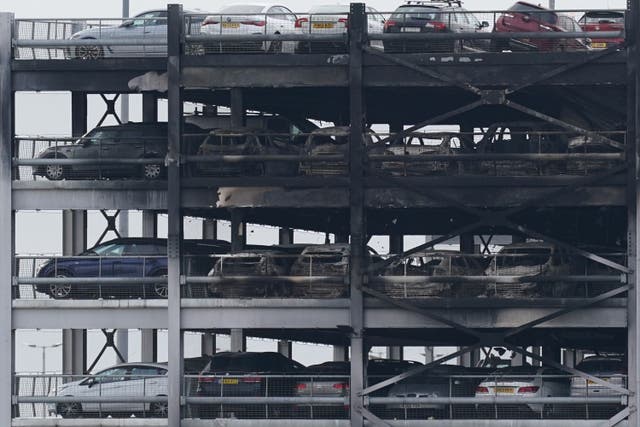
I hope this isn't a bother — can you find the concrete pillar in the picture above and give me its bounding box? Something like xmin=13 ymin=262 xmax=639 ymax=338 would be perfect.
xmin=230 ymin=210 xmax=246 ymax=253
xmin=230 ymin=329 xmax=246 ymax=352
xmin=279 ymin=228 xmax=294 ymax=245
xmin=142 ymin=93 xmax=158 ymax=123
xmin=335 ymin=233 xmax=349 ymax=244
xmin=511 ymin=348 xmax=524 ymax=366
xmin=531 ymin=346 xmax=542 ymax=366
xmin=202 ymin=219 xmax=217 ymax=240
xmin=142 ymin=211 xmax=158 ymax=238
xmin=333 ymin=345 xmax=348 ymax=362
xmin=277 ymin=340 xmax=293 ymax=359
xmin=140 ymin=329 xmax=157 ymax=363
xmin=386 ymin=346 xmax=403 ymax=360
xmin=115 ymin=330 xmax=128 ymax=362
xmin=387 ymin=234 xmax=404 ymax=360
xmin=62 ymin=330 xmax=86 ymax=376
xmin=62 ymin=210 xmax=87 ymax=256
xmin=460 ymin=348 xmax=481 ymax=367
xmin=563 ymin=349 xmax=576 ymax=368
xmin=201 ymin=333 xmax=216 ymax=356
xmin=230 ymin=88 xmax=245 ymax=127
xmin=423 ymin=347 xmax=434 ymax=364
xmin=542 ymin=344 xmax=562 ymax=367
xmin=460 ymin=233 xmax=475 ymax=253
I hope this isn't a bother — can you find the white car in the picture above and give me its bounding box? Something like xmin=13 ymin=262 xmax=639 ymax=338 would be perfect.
xmin=294 ymin=4 xmax=386 ymax=53
xmin=570 ymin=355 xmax=626 ymax=397
xmin=475 ymin=366 xmax=569 ymax=415
xmin=48 ymin=363 xmax=168 ymax=418
xmin=201 ymin=4 xmax=300 ymax=53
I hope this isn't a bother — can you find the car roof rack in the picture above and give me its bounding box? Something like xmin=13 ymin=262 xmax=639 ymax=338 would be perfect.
xmin=405 ymin=0 xmax=463 ymax=7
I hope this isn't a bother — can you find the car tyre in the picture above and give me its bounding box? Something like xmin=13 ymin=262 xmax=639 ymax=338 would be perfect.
xmin=149 ymin=270 xmax=168 ymax=299
xmin=44 ymin=164 xmax=66 ymax=181
xmin=149 ymin=399 xmax=168 ymax=418
xmin=142 ymin=162 xmax=165 ymax=180
xmin=75 ymin=42 xmax=104 ymax=60
xmin=49 ymin=274 xmax=72 ymax=299
xmin=57 ymin=401 xmax=82 ymax=418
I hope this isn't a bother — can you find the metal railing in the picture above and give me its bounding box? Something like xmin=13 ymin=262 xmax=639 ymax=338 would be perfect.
xmin=11 ymin=8 xmax=626 ymax=59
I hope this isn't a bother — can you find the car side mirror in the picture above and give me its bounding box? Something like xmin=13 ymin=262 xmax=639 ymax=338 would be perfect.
xmin=121 ymin=19 xmax=134 ymax=27
xmin=85 ymin=378 xmax=96 ymax=388
xmin=480 ymin=21 xmax=490 ymax=28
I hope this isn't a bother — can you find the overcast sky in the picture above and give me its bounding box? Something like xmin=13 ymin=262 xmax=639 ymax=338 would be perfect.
xmin=6 ymin=0 xmax=622 ymax=375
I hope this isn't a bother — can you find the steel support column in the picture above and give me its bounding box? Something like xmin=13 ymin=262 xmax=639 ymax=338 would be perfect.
xmin=279 ymin=227 xmax=294 ymax=245
xmin=71 ymin=92 xmax=87 ymax=137
xmin=141 ymin=211 xmax=158 ymax=363
xmin=348 ymin=5 xmax=366 ymax=426
xmin=627 ymin=0 xmax=640 ymax=423
xmin=230 ymin=210 xmax=246 ymax=253
xmin=230 ymin=328 xmax=246 ymax=352
xmin=230 ymin=88 xmax=245 ymax=127
xmin=387 ymin=234 xmax=403 ymax=361
xmin=142 ymin=92 xmax=158 ymax=123
xmin=277 ymin=340 xmax=293 ymax=359
xmin=167 ymin=5 xmax=183 ymax=426
xmin=202 ymin=219 xmax=217 ymax=240
xmin=333 ymin=345 xmax=348 ymax=362
xmin=201 ymin=333 xmax=216 ymax=356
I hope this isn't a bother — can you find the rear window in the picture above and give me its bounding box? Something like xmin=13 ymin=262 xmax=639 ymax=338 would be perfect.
xmin=391 ymin=6 xmax=442 ymax=21
xmin=220 ymin=5 xmax=265 ymax=14
xmin=581 ymin=12 xmax=624 ymax=24
xmin=508 ymin=3 xmax=557 ymax=25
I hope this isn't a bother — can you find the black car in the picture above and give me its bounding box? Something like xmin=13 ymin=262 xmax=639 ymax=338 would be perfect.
xmin=195 ymin=352 xmax=306 ymax=418
xmin=35 ymin=238 xmax=230 ymax=299
xmin=33 ymin=122 xmax=204 ymax=180
xmin=383 ymin=1 xmax=490 ymax=53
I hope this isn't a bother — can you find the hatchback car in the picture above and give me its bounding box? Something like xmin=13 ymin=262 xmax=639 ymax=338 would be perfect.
xmin=294 ymin=4 xmax=385 ymax=53
xmin=570 ymin=355 xmax=626 ymax=397
xmin=493 ymin=2 xmax=590 ymax=52
xmin=49 ymin=363 xmax=168 ymax=418
xmin=195 ymin=351 xmax=305 ymax=418
xmin=201 ymin=4 xmax=299 ymax=53
xmin=578 ymin=11 xmax=624 ymax=49
xmin=383 ymin=1 xmax=490 ymax=53
xmin=475 ymin=366 xmax=570 ymax=416
xmin=208 ymin=250 xmax=294 ymax=297
xmin=33 ymin=122 xmax=204 ymax=181
xmin=35 ymin=238 xmax=230 ymax=299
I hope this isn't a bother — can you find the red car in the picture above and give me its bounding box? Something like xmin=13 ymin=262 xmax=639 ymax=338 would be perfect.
xmin=493 ymin=1 xmax=590 ymax=52
xmin=578 ymin=11 xmax=624 ymax=49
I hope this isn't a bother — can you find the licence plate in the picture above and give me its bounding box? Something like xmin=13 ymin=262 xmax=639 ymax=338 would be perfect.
xmin=222 ymin=22 xmax=240 ymax=28
xmin=495 ymin=387 xmax=515 ymax=394
xmin=221 ymin=378 xmax=239 ymax=385
xmin=313 ymin=23 xmax=334 ymax=29
xmin=402 ymin=27 xmax=421 ymax=32
xmin=592 ymin=42 xmax=607 ymax=48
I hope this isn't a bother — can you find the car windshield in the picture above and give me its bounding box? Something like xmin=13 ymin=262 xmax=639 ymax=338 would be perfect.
xmin=557 ymin=15 xmax=582 ymax=32
xmin=391 ymin=6 xmax=442 ymax=21
xmin=90 ymin=243 xmax=125 ymax=256
xmin=581 ymin=12 xmax=624 ymax=24
xmin=220 ymin=5 xmax=265 ymax=14
xmin=577 ymin=359 xmax=624 ymax=373
xmin=508 ymin=2 xmax=557 ymax=25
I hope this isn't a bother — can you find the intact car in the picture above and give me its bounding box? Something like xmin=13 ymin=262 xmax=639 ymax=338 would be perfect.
xmin=570 ymin=355 xmax=626 ymax=397
xmin=48 ymin=363 xmax=168 ymax=418
xmin=578 ymin=11 xmax=624 ymax=49
xmin=290 ymin=244 xmax=350 ymax=298
xmin=201 ymin=4 xmax=299 ymax=53
xmin=208 ymin=250 xmax=294 ymax=297
xmin=33 ymin=122 xmax=204 ymax=181
xmin=475 ymin=366 xmax=570 ymax=416
xmin=195 ymin=351 xmax=305 ymax=418
xmin=493 ymin=2 xmax=590 ymax=52
xmin=67 ymin=9 xmax=204 ymax=59
xmin=294 ymin=4 xmax=385 ymax=53
xmin=386 ymin=365 xmax=480 ymax=419
xmin=383 ymin=1 xmax=490 ymax=53
xmin=294 ymin=359 xmax=423 ymax=418
xmin=35 ymin=238 xmax=230 ymax=299
xmin=192 ymin=127 xmax=300 ymax=177
xmin=484 ymin=242 xmax=572 ymax=298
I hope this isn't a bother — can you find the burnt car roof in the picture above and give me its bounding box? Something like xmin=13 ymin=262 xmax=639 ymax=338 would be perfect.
xmin=299 ymin=244 xmax=350 ymax=254
xmin=497 ymin=242 xmax=555 ymax=251
xmin=310 ymin=126 xmax=351 ymax=137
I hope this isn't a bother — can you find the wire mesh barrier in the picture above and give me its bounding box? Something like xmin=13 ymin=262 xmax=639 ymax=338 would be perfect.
xmin=366 ymin=130 xmax=626 ymax=178
xmin=14 ymin=373 xmax=168 ymax=418
xmin=13 ymin=16 xmax=169 ymax=59
xmin=11 ymin=8 xmax=625 ymax=59
xmin=181 ymin=373 xmax=625 ymax=420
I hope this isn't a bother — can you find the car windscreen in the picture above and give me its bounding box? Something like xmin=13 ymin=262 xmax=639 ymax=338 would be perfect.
xmin=391 ymin=6 xmax=442 ymax=21
xmin=220 ymin=5 xmax=265 ymax=14
xmin=577 ymin=359 xmax=624 ymax=373
xmin=90 ymin=243 xmax=125 ymax=256
xmin=581 ymin=12 xmax=624 ymax=24
xmin=557 ymin=15 xmax=582 ymax=32
xmin=508 ymin=3 xmax=557 ymax=25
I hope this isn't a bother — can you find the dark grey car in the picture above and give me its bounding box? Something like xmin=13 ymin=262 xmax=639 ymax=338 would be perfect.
xmin=33 ymin=122 xmax=204 ymax=180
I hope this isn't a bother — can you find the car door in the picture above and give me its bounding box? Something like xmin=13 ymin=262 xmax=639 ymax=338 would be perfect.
xmin=125 ymin=366 xmax=168 ymax=413
xmin=96 ymin=128 xmax=125 ymax=177
xmin=78 ymin=367 xmax=129 ymax=413
xmin=111 ymin=11 xmax=160 ymax=56
xmin=68 ymin=128 xmax=115 ymax=178
xmin=91 ymin=242 xmax=126 ymax=297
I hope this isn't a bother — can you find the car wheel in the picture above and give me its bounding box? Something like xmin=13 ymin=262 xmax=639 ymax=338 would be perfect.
xmin=150 ymin=400 xmax=168 ymax=418
xmin=44 ymin=164 xmax=65 ymax=181
xmin=185 ymin=43 xmax=205 ymax=56
xmin=75 ymin=43 xmax=104 ymax=60
xmin=49 ymin=274 xmax=72 ymax=299
xmin=57 ymin=401 xmax=82 ymax=418
xmin=142 ymin=163 xmax=164 ymax=180
xmin=150 ymin=271 xmax=168 ymax=299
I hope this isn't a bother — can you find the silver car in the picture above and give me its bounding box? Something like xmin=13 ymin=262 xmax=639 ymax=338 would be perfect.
xmin=48 ymin=363 xmax=168 ymax=418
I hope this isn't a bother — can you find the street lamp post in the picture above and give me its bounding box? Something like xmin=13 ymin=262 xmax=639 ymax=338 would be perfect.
xmin=25 ymin=343 xmax=62 ymax=374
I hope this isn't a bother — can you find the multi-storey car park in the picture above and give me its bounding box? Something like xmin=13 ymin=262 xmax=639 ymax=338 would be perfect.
xmin=0 ymin=1 xmax=638 ymax=426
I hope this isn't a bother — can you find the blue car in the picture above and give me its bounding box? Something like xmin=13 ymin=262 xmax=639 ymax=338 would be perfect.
xmin=35 ymin=238 xmax=230 ymax=299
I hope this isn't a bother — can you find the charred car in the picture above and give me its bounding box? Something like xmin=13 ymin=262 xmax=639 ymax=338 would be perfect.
xmin=484 ymin=242 xmax=572 ymax=298
xmin=299 ymin=127 xmax=350 ymax=175
xmin=207 ymin=250 xmax=294 ymax=298
xmin=290 ymin=244 xmax=350 ymax=298
xmin=566 ymin=135 xmax=624 ymax=175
